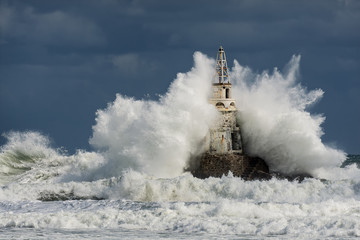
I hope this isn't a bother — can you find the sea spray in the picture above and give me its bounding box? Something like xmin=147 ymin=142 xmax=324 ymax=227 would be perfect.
xmin=0 ymin=131 xmax=57 ymax=184
xmin=0 ymin=131 xmax=105 ymax=185
xmin=230 ymin=56 xmax=347 ymax=178
xmin=90 ymin=52 xmax=347 ymax=179
xmin=0 ymin=51 xmax=351 ymax=182
xmin=90 ymin=52 xmax=219 ymax=178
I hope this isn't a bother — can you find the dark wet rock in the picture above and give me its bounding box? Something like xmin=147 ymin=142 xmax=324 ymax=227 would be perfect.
xmin=190 ymin=152 xmax=312 ymax=182
xmin=38 ymin=190 xmax=105 ymax=201
xmin=271 ymin=172 xmax=313 ymax=182
xmin=191 ymin=153 xmax=271 ymax=180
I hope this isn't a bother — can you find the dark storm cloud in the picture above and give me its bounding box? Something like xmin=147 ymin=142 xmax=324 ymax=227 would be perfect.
xmin=0 ymin=0 xmax=359 ymax=152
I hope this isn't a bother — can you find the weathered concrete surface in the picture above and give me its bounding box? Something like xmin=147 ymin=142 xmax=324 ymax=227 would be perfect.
xmin=191 ymin=153 xmax=272 ymax=180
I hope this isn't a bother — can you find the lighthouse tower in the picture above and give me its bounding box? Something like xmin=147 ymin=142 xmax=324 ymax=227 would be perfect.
xmin=207 ymin=46 xmax=242 ymax=154
xmin=191 ymin=46 xmax=271 ymax=180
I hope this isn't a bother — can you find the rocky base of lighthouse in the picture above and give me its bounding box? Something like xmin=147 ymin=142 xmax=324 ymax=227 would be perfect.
xmin=190 ymin=153 xmax=312 ymax=181
xmin=191 ymin=153 xmax=271 ymax=180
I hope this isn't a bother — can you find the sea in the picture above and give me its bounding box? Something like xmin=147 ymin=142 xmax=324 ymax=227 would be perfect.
xmin=0 ymin=151 xmax=359 ymax=239
xmin=1 ymin=52 xmax=359 ymax=239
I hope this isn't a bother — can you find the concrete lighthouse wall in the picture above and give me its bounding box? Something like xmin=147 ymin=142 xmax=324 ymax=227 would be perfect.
xmin=206 ymin=82 xmax=242 ymax=154
xmin=206 ymin=111 xmax=242 ymax=154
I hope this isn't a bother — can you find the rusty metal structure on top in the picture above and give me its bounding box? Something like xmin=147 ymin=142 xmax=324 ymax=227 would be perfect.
xmin=216 ymin=46 xmax=230 ymax=84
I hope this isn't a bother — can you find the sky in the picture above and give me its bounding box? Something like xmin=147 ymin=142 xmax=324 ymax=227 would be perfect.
xmin=0 ymin=0 xmax=359 ymax=153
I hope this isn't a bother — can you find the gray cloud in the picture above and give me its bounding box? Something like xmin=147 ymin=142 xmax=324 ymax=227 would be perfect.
xmin=112 ymin=53 xmax=158 ymax=76
xmin=0 ymin=3 xmax=105 ymax=46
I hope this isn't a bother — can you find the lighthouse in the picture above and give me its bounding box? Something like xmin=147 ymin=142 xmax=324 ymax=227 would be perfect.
xmin=207 ymin=46 xmax=242 ymax=154
xmin=191 ymin=47 xmax=295 ymax=181
xmin=191 ymin=46 xmax=270 ymax=180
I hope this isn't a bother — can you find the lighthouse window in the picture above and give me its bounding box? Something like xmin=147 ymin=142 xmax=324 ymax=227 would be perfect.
xmin=226 ymin=88 xmax=230 ymax=98
xmin=216 ymin=102 xmax=225 ymax=108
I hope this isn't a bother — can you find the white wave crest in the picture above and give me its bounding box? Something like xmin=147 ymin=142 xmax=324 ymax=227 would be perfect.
xmin=0 ymin=131 xmax=105 ymax=185
xmin=90 ymin=52 xmax=218 ymax=178
xmin=230 ymin=56 xmax=347 ymax=178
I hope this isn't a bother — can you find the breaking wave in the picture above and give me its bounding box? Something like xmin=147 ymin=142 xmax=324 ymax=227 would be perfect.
xmin=89 ymin=52 xmax=347 ymax=179
xmin=0 ymin=131 xmax=105 ymax=185
xmin=0 ymin=51 xmax=354 ymax=186
xmin=230 ymin=56 xmax=347 ymax=178
xmin=89 ymin=52 xmax=218 ymax=178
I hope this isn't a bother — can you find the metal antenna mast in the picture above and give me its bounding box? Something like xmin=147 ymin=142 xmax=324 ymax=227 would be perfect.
xmin=216 ymin=46 xmax=229 ymax=84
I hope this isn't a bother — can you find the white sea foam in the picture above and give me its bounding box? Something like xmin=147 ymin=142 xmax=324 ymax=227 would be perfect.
xmin=1 ymin=197 xmax=359 ymax=238
xmin=0 ymin=172 xmax=360 ymax=238
xmin=0 ymin=131 xmax=106 ymax=185
xmin=230 ymin=56 xmax=347 ymax=179
xmin=88 ymin=52 xmax=348 ymax=179
xmin=90 ymin=52 xmax=218 ymax=178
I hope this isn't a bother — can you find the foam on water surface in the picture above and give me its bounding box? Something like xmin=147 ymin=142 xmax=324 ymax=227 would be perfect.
xmin=1 ymin=176 xmax=360 ymax=238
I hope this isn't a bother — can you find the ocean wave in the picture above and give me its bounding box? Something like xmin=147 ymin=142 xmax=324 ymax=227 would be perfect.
xmin=0 ymin=52 xmax=350 ymax=187
xmin=1 ymin=169 xmax=360 ymax=202
xmin=0 ymin=176 xmax=360 ymax=238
